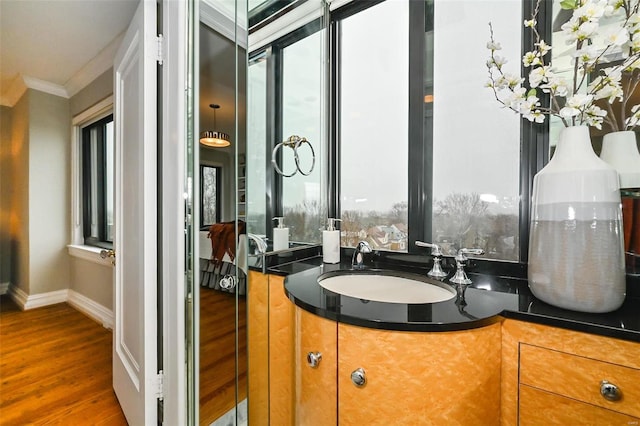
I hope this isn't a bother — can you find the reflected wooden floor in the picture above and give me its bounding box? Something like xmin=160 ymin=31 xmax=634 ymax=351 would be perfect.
xmin=199 ymin=287 xmax=247 ymax=426
xmin=0 ymin=296 xmax=127 ymax=425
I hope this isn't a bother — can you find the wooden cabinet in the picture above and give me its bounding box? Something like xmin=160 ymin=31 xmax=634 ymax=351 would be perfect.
xmin=247 ymin=271 xmax=294 ymax=426
xmin=501 ymin=319 xmax=640 ymax=425
xmin=293 ymin=309 xmax=501 ymax=425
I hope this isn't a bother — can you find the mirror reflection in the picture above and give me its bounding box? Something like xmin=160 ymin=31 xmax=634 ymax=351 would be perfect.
xmin=197 ymin=1 xmax=248 ymax=424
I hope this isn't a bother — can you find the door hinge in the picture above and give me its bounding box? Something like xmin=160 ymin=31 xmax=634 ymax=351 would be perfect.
xmin=155 ymin=370 xmax=165 ymax=400
xmin=156 ymin=34 xmax=164 ymax=65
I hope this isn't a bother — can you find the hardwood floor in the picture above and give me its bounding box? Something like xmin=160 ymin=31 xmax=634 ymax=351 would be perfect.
xmin=0 ymin=296 xmax=127 ymax=425
xmin=199 ymin=287 xmax=247 ymax=426
xmin=0 ymin=288 xmax=249 ymax=426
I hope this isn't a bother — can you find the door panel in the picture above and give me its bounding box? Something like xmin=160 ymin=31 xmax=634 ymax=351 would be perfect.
xmin=113 ymin=1 xmax=158 ymax=424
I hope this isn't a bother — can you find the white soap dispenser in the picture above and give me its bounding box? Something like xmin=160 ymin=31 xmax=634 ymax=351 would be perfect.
xmin=322 ymin=218 xmax=341 ymax=264
xmin=272 ymin=217 xmax=289 ymax=251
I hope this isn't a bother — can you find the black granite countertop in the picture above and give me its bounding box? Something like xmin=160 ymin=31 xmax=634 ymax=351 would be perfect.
xmin=277 ymin=257 xmax=640 ymax=343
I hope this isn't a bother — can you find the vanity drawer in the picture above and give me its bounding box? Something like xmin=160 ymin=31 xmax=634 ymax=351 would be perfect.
xmin=519 ymin=344 xmax=640 ymax=418
xmin=519 ymin=385 xmax=639 ymax=425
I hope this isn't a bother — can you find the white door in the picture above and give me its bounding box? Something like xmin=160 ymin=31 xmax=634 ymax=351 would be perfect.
xmin=113 ymin=1 xmax=159 ymax=424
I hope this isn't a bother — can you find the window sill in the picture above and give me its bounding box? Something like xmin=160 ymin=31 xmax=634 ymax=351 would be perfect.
xmin=67 ymin=244 xmax=114 ymax=267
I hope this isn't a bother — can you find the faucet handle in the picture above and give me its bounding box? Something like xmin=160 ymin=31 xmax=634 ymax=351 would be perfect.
xmin=456 ymin=248 xmax=484 ymax=261
xmin=415 ymin=241 xmax=447 ymax=278
xmin=415 ymin=241 xmax=443 ymax=256
xmin=450 ymin=248 xmax=484 ymax=286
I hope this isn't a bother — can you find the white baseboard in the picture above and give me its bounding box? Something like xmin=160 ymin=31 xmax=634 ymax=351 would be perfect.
xmin=67 ymin=290 xmax=114 ymax=329
xmin=7 ymin=286 xmax=113 ymax=329
xmin=9 ymin=286 xmax=68 ymax=310
xmin=0 ymin=282 xmax=10 ymax=295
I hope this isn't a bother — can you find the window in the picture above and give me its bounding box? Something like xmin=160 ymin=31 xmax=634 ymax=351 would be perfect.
xmin=339 ymin=0 xmax=409 ymax=251
xmin=335 ymin=0 xmax=522 ymax=260
xmin=249 ymin=0 xmax=527 ymax=263
xmin=430 ymin=0 xmax=521 ymax=261
xmin=282 ymin=29 xmax=325 ymax=244
xmin=201 ymin=164 xmax=222 ymax=226
xmin=247 ymin=55 xmax=268 ymax=235
xmin=81 ymin=114 xmax=114 ymax=247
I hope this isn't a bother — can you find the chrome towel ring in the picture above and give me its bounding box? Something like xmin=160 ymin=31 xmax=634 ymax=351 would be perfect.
xmin=271 ymin=135 xmax=316 ymax=177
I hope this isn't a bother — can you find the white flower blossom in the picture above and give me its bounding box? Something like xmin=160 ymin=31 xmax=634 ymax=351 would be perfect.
xmin=575 ymin=0 xmax=610 ymax=21
xmin=522 ymin=51 xmax=541 ymax=67
xmin=540 ymin=76 xmax=570 ymax=97
xmin=528 ymin=66 xmax=553 ymax=88
xmin=604 ymin=27 xmax=629 ymax=46
xmin=625 ymin=104 xmax=640 ymax=127
xmin=486 ymin=41 xmax=502 ymax=50
xmin=560 ymin=94 xmax=594 ymax=118
xmin=492 ymin=55 xmax=508 ymax=68
xmin=576 ymin=21 xmax=600 ymax=41
xmin=583 ymin=105 xmax=607 ymax=129
xmin=572 ymin=46 xmax=598 ymax=65
xmin=536 ymin=40 xmax=552 ymax=56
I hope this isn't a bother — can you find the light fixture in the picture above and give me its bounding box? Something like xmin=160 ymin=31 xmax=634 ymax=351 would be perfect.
xmin=200 ymin=104 xmax=231 ymax=148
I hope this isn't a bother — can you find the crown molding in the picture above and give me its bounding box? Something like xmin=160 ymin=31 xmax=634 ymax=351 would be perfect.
xmin=200 ymin=0 xmax=248 ymax=50
xmin=0 ymin=75 xmax=70 ymax=107
xmin=1 ymin=32 xmax=123 ymax=107
xmin=23 ymin=76 xmax=69 ymax=98
xmin=65 ymin=32 xmax=123 ymax=98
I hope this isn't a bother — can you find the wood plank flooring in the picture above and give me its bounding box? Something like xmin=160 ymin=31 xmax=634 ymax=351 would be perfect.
xmin=0 ymin=296 xmax=127 ymax=426
xmin=0 ymin=289 xmax=249 ymax=426
xmin=199 ymin=287 xmax=247 ymax=426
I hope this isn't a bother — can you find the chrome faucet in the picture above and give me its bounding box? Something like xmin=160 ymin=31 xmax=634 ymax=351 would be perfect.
xmin=449 ymin=248 xmax=484 ymax=286
xmin=352 ymin=241 xmax=372 ymax=269
xmin=415 ymin=241 xmax=447 ymax=278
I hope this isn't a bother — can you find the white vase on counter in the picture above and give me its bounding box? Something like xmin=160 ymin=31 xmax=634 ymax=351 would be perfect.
xmin=528 ymin=126 xmax=626 ymax=313
xmin=600 ymin=130 xmax=640 ymax=189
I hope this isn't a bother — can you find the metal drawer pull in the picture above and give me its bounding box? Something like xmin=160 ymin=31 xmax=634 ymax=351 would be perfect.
xmin=306 ymin=352 xmax=322 ymax=368
xmin=351 ymin=368 xmax=366 ymax=387
xmin=600 ymin=380 xmax=622 ymax=401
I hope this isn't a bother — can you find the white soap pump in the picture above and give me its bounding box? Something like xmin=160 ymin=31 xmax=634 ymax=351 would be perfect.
xmin=272 ymin=217 xmax=289 ymax=251
xmin=322 ymin=218 xmax=341 ymax=264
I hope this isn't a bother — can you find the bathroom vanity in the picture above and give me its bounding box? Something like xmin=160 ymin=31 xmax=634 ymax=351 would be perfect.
xmin=248 ymin=257 xmax=640 ymax=425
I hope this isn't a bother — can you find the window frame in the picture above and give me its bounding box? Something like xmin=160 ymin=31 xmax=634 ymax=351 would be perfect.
xmin=81 ymin=114 xmax=114 ymax=248
xmin=200 ymin=163 xmax=223 ymax=227
xmin=250 ymin=0 xmax=551 ymax=272
xmin=68 ymin=96 xmax=115 ymax=265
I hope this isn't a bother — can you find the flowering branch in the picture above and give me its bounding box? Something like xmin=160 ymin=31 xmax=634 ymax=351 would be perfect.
xmin=487 ymin=0 xmax=640 ymax=132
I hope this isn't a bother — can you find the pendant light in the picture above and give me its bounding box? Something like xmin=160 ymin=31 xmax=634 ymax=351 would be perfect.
xmin=200 ymin=104 xmax=231 ymax=148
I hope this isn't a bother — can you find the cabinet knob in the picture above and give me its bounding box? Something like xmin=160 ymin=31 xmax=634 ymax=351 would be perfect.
xmin=306 ymin=352 xmax=322 ymax=368
xmin=600 ymin=380 xmax=622 ymax=401
xmin=351 ymin=368 xmax=366 ymax=387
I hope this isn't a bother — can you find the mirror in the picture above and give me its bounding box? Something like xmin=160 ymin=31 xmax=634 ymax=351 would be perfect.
xmin=245 ymin=0 xmax=328 ymax=253
xmin=195 ymin=1 xmax=248 ymax=425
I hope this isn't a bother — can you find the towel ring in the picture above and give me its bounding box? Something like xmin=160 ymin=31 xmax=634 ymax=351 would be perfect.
xmin=271 ymin=135 xmax=316 ymax=177
xmin=294 ymin=137 xmax=315 ymax=176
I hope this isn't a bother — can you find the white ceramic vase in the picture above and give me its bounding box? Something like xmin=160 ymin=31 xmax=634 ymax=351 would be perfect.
xmin=528 ymin=126 xmax=626 ymax=313
xmin=600 ymin=130 xmax=640 ymax=189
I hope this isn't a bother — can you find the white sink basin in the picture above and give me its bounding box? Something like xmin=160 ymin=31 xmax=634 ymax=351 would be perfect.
xmin=317 ymin=270 xmax=456 ymax=304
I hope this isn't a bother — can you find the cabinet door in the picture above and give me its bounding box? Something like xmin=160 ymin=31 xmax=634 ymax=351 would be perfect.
xmin=294 ymin=308 xmax=337 ymax=425
xmin=247 ymin=271 xmax=269 ymax=425
xmin=338 ymin=323 xmax=501 ymax=425
xmin=519 ymin=385 xmax=639 ymax=426
xmin=268 ymin=275 xmax=295 ymax=425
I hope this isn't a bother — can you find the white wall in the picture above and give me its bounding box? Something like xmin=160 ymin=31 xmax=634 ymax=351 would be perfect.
xmin=28 ymin=90 xmax=70 ymax=295
xmin=0 ymin=105 xmax=13 ymax=286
